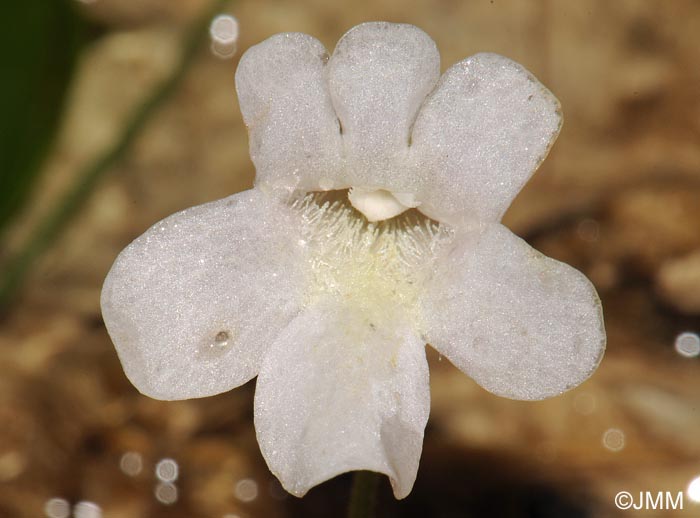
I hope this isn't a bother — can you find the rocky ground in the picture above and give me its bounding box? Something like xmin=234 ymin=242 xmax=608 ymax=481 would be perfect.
xmin=1 ymin=1 xmax=699 ymax=517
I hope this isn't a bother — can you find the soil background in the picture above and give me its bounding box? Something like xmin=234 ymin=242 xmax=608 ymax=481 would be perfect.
xmin=1 ymin=1 xmax=699 ymax=517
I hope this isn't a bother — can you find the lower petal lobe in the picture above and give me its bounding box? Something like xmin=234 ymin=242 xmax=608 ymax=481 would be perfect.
xmin=254 ymin=298 xmax=430 ymax=499
xmin=422 ymin=224 xmax=605 ymax=400
xmin=101 ymin=189 xmax=305 ymax=400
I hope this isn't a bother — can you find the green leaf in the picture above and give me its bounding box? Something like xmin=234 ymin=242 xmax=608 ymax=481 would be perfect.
xmin=0 ymin=0 xmax=84 ymax=236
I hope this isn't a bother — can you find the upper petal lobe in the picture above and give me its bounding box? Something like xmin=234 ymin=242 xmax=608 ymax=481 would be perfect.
xmin=410 ymin=53 xmax=562 ymax=224
xmin=236 ymin=33 xmax=343 ymax=194
xmin=327 ymin=22 xmax=440 ymax=191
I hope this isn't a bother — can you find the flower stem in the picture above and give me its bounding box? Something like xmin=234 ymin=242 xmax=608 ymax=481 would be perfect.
xmin=347 ymin=471 xmax=380 ymax=518
xmin=0 ymin=0 xmax=229 ymax=310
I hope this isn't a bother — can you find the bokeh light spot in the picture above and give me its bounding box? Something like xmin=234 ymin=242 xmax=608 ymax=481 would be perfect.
xmin=73 ymin=501 xmax=102 ymax=518
xmin=155 ymin=482 xmax=178 ymax=505
xmin=688 ymin=476 xmax=700 ymax=503
xmin=44 ymin=498 xmax=70 ymax=518
xmin=210 ymin=14 xmax=239 ymax=59
xmin=155 ymin=458 xmax=179 ymax=482
xmin=577 ymin=218 xmax=600 ymax=243
xmin=119 ymin=451 xmax=143 ymax=477
xmin=675 ymin=332 xmax=700 ymax=358
xmin=602 ymin=428 xmax=625 ymax=452
xmin=234 ymin=478 xmax=259 ymax=502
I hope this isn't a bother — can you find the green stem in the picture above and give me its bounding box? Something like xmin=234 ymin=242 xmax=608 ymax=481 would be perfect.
xmin=347 ymin=471 xmax=380 ymax=518
xmin=0 ymin=0 xmax=229 ymax=310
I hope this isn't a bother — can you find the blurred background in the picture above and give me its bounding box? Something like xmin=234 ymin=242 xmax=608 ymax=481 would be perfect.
xmin=1 ymin=0 xmax=699 ymax=517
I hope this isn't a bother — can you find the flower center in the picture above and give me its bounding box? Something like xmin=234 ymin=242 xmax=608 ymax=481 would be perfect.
xmin=293 ymin=191 xmax=454 ymax=328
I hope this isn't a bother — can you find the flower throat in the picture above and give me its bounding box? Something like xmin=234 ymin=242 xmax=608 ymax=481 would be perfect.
xmin=292 ymin=190 xmax=454 ymax=325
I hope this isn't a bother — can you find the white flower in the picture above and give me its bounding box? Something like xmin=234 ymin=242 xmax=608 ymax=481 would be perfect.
xmin=101 ymin=22 xmax=606 ymax=499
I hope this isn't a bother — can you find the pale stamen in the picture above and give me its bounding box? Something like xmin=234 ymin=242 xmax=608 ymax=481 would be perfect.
xmin=347 ymin=187 xmax=419 ymax=222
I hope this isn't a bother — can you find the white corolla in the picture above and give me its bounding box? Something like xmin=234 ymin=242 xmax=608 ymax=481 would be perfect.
xmin=102 ymin=22 xmax=605 ymax=499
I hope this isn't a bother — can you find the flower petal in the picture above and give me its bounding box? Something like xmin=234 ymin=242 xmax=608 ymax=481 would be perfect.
xmin=328 ymin=22 xmax=440 ymax=189
xmin=235 ymin=33 xmax=343 ymax=193
xmin=410 ymin=53 xmax=562 ymax=224
xmin=101 ymin=189 xmax=305 ymax=400
xmin=255 ymin=299 xmax=429 ymax=499
xmin=422 ymin=224 xmax=605 ymax=400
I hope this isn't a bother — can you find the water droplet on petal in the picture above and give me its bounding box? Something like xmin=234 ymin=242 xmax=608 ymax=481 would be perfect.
xmin=198 ymin=330 xmax=234 ymax=358
xmin=214 ymin=331 xmax=230 ymax=347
